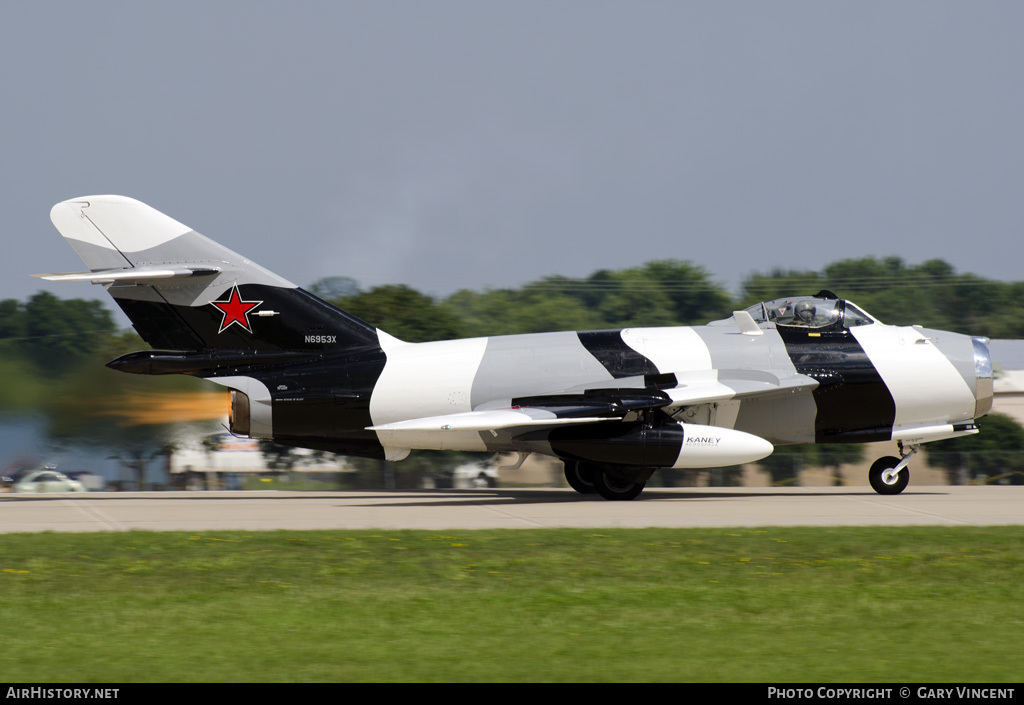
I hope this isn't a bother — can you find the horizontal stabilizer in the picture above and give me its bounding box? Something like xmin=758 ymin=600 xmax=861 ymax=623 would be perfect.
xmin=33 ymin=266 xmax=221 ymax=283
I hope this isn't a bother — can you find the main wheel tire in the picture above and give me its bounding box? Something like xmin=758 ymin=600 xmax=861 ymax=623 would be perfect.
xmin=869 ymin=456 xmax=910 ymax=495
xmin=592 ymin=467 xmax=647 ymax=501
xmin=563 ymin=461 xmax=597 ymax=494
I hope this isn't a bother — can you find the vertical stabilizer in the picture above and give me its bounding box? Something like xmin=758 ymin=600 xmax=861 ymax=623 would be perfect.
xmin=40 ymin=195 xmax=381 ymax=353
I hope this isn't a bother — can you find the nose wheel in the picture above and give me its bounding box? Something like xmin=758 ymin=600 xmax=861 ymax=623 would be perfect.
xmin=868 ymin=445 xmax=917 ymax=495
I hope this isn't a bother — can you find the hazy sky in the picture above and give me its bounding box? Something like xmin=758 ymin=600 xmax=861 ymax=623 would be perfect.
xmin=5 ymin=1 xmax=1023 ymax=315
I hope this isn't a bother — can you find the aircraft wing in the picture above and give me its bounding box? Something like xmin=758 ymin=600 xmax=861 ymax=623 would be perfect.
xmin=367 ymin=409 xmax=618 ymax=434
xmin=661 ymin=370 xmax=814 ymax=409
xmin=367 ymin=380 xmax=781 ymax=466
xmin=368 ymin=390 xmax=668 ymax=434
xmin=368 ymin=372 xmax=812 ymax=438
xmin=541 ymin=370 xmax=814 ymax=411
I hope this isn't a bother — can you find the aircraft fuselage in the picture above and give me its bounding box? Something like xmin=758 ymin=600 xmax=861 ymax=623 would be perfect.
xmin=43 ymin=195 xmax=994 ymax=499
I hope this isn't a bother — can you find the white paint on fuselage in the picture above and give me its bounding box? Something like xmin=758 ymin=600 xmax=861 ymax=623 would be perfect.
xmin=852 ymin=324 xmax=976 ymax=431
xmin=620 ymin=327 xmax=713 ymax=374
xmin=366 ymin=321 xmax=979 ymax=455
xmin=370 ymin=334 xmax=490 ymax=427
xmin=371 ymin=334 xmax=494 ymax=452
xmin=368 ymin=327 xmax=720 ymax=453
xmin=370 ymin=330 xmax=621 ymax=452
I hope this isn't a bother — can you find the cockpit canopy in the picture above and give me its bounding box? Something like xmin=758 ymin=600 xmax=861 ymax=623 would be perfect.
xmin=743 ymin=290 xmax=877 ymax=330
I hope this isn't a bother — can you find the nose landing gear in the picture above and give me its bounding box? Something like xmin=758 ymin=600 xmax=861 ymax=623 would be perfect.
xmin=868 ymin=444 xmax=918 ymax=495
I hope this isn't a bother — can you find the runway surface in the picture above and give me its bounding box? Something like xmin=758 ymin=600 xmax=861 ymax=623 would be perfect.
xmin=0 ymin=485 xmax=1021 ymax=533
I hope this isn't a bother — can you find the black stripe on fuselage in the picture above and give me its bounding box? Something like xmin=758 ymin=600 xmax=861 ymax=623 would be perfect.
xmin=778 ymin=327 xmax=896 ymax=443
xmin=577 ymin=330 xmax=659 ymax=378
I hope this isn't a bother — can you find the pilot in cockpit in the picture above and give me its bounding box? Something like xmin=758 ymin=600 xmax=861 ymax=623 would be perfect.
xmin=792 ymin=300 xmax=816 ymax=326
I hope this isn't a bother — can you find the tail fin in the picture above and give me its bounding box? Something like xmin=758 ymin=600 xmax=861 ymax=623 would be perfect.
xmin=38 ymin=195 xmax=380 ymax=354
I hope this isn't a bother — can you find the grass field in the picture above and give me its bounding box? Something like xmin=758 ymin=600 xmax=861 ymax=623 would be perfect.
xmin=1 ymin=526 xmax=1022 ymax=683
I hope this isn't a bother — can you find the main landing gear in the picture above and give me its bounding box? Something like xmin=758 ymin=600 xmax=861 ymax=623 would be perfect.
xmin=563 ymin=460 xmax=597 ymax=495
xmin=563 ymin=461 xmax=652 ymax=501
xmin=868 ymin=444 xmax=918 ymax=495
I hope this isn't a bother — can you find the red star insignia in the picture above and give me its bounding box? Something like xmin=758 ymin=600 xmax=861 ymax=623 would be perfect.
xmin=210 ymin=286 xmax=263 ymax=334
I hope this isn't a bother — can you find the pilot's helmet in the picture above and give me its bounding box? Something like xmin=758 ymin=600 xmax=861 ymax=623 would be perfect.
xmin=793 ymin=300 xmax=816 ymax=323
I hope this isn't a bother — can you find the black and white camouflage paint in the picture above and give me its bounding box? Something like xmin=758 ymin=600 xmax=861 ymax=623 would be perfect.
xmin=39 ymin=196 xmax=993 ymax=499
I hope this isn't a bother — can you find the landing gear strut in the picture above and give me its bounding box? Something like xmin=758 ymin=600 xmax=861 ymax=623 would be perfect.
xmin=868 ymin=444 xmax=917 ymax=495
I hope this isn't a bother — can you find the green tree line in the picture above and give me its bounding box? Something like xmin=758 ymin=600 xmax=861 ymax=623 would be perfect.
xmin=332 ymin=256 xmax=1024 ymax=342
xmin=3 ymin=255 xmax=1016 ymax=366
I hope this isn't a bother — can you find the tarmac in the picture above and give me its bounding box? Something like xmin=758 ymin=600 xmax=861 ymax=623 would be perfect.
xmin=0 ymin=485 xmax=1021 ymax=533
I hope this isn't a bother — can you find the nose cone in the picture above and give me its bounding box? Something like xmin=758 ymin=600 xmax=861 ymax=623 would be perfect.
xmin=921 ymin=329 xmax=995 ymax=421
xmin=973 ymin=337 xmax=994 ymax=417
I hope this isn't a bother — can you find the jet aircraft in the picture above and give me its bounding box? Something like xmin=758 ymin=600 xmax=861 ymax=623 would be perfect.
xmin=37 ymin=195 xmax=993 ymax=500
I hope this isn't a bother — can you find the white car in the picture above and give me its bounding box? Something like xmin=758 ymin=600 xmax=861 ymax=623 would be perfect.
xmin=421 ymin=462 xmax=499 ymax=490
xmin=451 ymin=463 xmax=499 ymax=489
xmin=14 ymin=470 xmax=87 ymax=493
